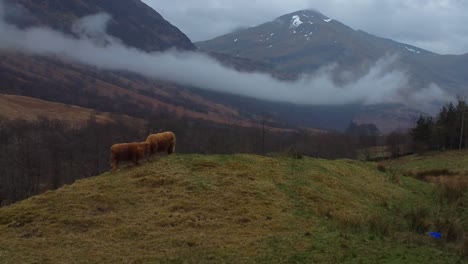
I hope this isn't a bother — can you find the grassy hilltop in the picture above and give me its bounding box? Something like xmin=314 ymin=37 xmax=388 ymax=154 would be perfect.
xmin=0 ymin=153 xmax=467 ymax=263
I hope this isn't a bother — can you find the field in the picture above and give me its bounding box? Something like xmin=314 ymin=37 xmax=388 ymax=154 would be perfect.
xmin=0 ymin=153 xmax=467 ymax=263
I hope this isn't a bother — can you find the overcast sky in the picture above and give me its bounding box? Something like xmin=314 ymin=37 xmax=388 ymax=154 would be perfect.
xmin=143 ymin=0 xmax=468 ymax=55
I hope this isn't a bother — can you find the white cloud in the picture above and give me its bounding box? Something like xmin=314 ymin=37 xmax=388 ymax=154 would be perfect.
xmin=0 ymin=5 xmax=454 ymax=110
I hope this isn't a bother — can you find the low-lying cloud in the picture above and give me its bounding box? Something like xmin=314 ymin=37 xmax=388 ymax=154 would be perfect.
xmin=0 ymin=3 xmax=454 ymax=110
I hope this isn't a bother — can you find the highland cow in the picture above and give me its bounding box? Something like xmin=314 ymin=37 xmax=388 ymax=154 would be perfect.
xmin=110 ymin=142 xmax=150 ymax=170
xmin=145 ymin=131 xmax=176 ymax=155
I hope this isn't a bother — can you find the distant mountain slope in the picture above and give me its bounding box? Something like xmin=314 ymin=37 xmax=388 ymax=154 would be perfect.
xmin=196 ymin=9 xmax=468 ymax=131
xmin=0 ymin=154 xmax=465 ymax=262
xmin=0 ymin=51 xmax=268 ymax=129
xmin=0 ymin=94 xmax=144 ymax=126
xmin=0 ymin=0 xmax=307 ymax=131
xmin=0 ymin=0 xmax=309 ymax=133
xmin=197 ymin=10 xmax=467 ymax=93
xmin=4 ymin=0 xmax=196 ymax=51
xmin=197 ymin=10 xmax=433 ymax=71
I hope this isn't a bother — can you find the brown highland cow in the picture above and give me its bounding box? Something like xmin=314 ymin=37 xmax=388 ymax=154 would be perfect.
xmin=145 ymin=131 xmax=176 ymax=155
xmin=110 ymin=142 xmax=150 ymax=170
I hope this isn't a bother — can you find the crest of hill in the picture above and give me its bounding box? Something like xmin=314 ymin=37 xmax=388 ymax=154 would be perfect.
xmin=0 ymin=154 xmax=465 ymax=263
xmin=4 ymin=0 xmax=196 ymax=52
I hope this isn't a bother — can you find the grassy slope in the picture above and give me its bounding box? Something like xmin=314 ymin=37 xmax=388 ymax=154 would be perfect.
xmin=0 ymin=94 xmax=143 ymax=126
xmin=383 ymin=150 xmax=468 ymax=173
xmin=0 ymin=154 xmax=465 ymax=263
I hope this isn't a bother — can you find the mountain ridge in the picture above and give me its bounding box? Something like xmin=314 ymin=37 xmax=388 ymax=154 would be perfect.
xmin=196 ymin=9 xmax=465 ymax=94
xmin=196 ymin=9 xmax=438 ymax=69
xmin=4 ymin=0 xmax=196 ymax=52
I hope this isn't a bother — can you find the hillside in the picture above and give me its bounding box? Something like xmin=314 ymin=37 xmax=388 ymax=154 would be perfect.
xmin=0 ymin=154 xmax=466 ymax=263
xmin=0 ymin=2 xmax=427 ymax=132
xmin=0 ymin=0 xmax=313 ymax=132
xmin=4 ymin=0 xmax=195 ymax=52
xmin=0 ymin=0 xmax=255 ymax=128
xmin=383 ymin=150 xmax=468 ymax=174
xmin=0 ymin=94 xmax=144 ymax=126
xmin=0 ymin=51 xmax=282 ymax=130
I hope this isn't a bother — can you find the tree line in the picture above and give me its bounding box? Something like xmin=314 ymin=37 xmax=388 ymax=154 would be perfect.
xmin=0 ymin=112 xmax=387 ymax=206
xmin=411 ymin=99 xmax=468 ymax=151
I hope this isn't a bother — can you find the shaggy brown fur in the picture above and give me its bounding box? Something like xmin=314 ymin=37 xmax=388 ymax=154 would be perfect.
xmin=110 ymin=142 xmax=150 ymax=170
xmin=145 ymin=131 xmax=176 ymax=155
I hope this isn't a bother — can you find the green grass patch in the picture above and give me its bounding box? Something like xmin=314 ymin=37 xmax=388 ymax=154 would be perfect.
xmin=0 ymin=153 xmax=466 ymax=263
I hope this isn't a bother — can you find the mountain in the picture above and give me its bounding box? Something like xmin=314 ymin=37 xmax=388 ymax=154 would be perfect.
xmin=196 ymin=10 xmax=467 ymax=93
xmin=0 ymin=51 xmax=278 ymax=129
xmin=0 ymin=0 xmax=293 ymax=131
xmin=1 ymin=3 xmax=446 ymax=132
xmin=0 ymin=154 xmax=465 ymax=262
xmin=4 ymin=0 xmax=195 ymax=52
xmin=196 ymin=10 xmax=433 ymax=72
xmin=196 ymin=9 xmax=468 ymax=131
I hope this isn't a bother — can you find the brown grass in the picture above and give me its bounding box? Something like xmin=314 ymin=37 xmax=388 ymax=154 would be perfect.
xmin=376 ymin=163 xmax=387 ymax=172
xmin=463 ymin=236 xmax=468 ymax=257
xmin=428 ymin=175 xmax=468 ymax=202
xmin=434 ymin=216 xmax=465 ymax=242
xmin=0 ymin=94 xmax=144 ymax=127
xmin=412 ymin=169 xmax=458 ymax=180
xmin=0 ymin=154 xmax=465 ymax=263
xmin=401 ymin=168 xmax=468 ymax=202
xmin=0 ymin=51 xmax=294 ymax=132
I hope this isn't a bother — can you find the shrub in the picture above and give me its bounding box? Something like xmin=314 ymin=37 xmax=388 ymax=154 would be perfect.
xmin=376 ymin=164 xmax=387 ymax=172
xmin=284 ymin=147 xmax=304 ymax=160
xmin=462 ymin=235 xmax=468 ymax=258
xmin=429 ymin=175 xmax=468 ymax=203
xmin=434 ymin=216 xmax=464 ymax=242
xmin=368 ymin=215 xmax=392 ymax=237
xmin=404 ymin=207 xmax=432 ymax=234
xmin=331 ymin=210 xmax=366 ymax=232
xmin=390 ymin=173 xmax=402 ymax=186
xmin=414 ymin=169 xmax=456 ymax=181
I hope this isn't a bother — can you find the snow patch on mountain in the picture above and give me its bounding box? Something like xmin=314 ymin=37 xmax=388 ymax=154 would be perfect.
xmin=405 ymin=46 xmax=421 ymax=54
xmin=291 ymin=15 xmax=303 ymax=28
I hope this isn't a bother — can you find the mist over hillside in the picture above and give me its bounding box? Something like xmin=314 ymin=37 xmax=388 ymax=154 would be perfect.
xmin=197 ymin=9 xmax=468 ymax=107
xmin=0 ymin=2 xmax=454 ymax=111
xmin=0 ymin=2 xmax=467 ymax=262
